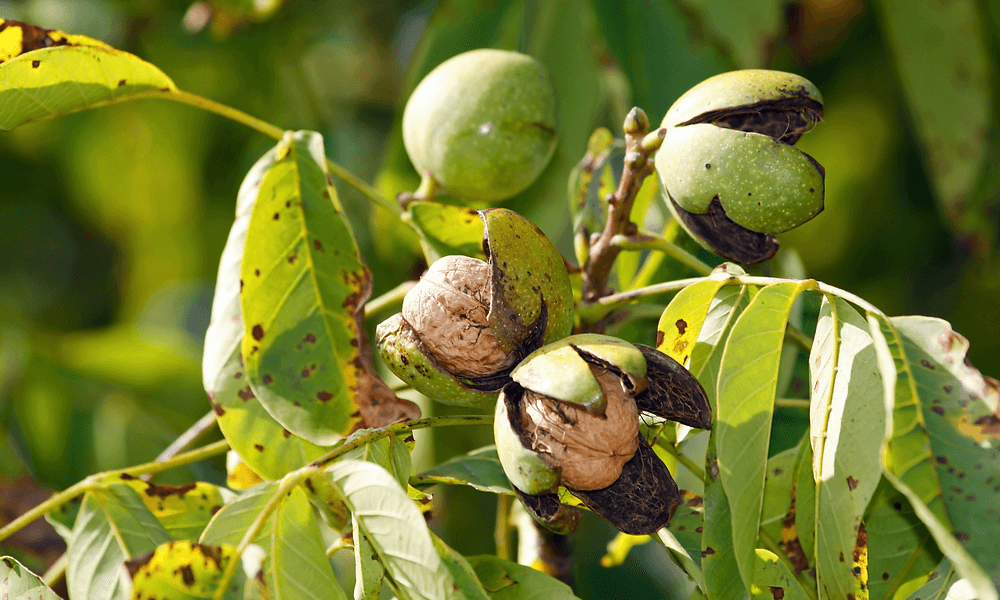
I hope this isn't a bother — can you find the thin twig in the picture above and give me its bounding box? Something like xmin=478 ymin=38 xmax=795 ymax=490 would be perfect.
xmin=580 ymin=108 xmax=666 ymax=306
xmin=151 ymin=410 xmax=219 ymax=465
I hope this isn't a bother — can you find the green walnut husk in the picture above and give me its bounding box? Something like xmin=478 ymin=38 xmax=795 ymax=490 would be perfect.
xmin=402 ymin=49 xmax=558 ymax=203
xmin=494 ymin=334 xmax=711 ymax=535
xmin=656 ymin=69 xmax=825 ymax=265
xmin=376 ymin=208 xmax=572 ymax=407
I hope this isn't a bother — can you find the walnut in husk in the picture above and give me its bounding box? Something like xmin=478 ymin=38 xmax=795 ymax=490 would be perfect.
xmin=377 ymin=208 xmax=573 ymax=407
xmin=655 ymin=69 xmax=825 ymax=265
xmin=494 ymin=334 xmax=711 ymax=535
xmin=400 ymin=255 xmax=506 ymax=378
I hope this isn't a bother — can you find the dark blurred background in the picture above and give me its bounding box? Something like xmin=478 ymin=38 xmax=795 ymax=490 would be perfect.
xmin=1 ymin=0 xmax=998 ymax=597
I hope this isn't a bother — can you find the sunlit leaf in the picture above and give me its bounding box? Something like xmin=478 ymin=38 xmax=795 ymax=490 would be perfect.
xmin=809 ymin=296 xmax=884 ymax=600
xmin=716 ymin=281 xmax=816 ymax=591
xmin=601 ymin=532 xmax=652 ymax=568
xmin=326 ymin=459 xmax=461 ymax=600
xmin=0 ymin=19 xmax=176 ymax=130
xmin=412 ymin=446 xmax=512 ymax=495
xmin=656 ymin=278 xmax=730 ymax=367
xmin=873 ymin=0 xmax=996 ymax=255
xmin=241 ymin=131 xmax=417 ymax=445
xmin=112 ymin=475 xmax=226 ymax=542
xmin=204 ymin=143 xmax=328 ymax=480
xmin=0 ymin=555 xmax=61 ymax=600
xmin=466 ymin=554 xmax=582 ymax=599
xmin=868 ymin=314 xmax=999 ymax=599
xmin=66 ymin=484 xmax=172 ymax=600
xmin=900 ymin=558 xmax=961 ymax=600
xmin=341 ymin=430 xmax=412 ymax=490
xmin=271 ymin=486 xmax=345 ymax=600
xmin=200 ymin=482 xmax=280 ymax=546
xmin=127 ymin=540 xmax=243 ymax=600
xmin=405 ymin=201 xmax=486 ymax=262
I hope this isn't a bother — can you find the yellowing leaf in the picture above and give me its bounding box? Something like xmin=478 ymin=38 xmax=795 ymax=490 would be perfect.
xmin=0 ymin=20 xmax=176 ymax=130
xmin=127 ymin=541 xmax=242 ymax=600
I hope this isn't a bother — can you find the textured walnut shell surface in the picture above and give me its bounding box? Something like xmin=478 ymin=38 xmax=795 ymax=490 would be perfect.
xmin=401 ymin=255 xmax=507 ymax=378
xmin=519 ymin=367 xmax=639 ymax=491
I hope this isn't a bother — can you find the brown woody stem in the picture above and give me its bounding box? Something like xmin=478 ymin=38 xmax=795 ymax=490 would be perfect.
xmin=579 ymin=108 xmax=665 ymax=308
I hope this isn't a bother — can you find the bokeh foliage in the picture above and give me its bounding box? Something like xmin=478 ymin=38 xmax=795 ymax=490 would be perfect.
xmin=1 ymin=0 xmax=999 ymax=598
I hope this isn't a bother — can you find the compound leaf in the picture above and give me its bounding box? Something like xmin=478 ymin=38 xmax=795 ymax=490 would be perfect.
xmin=716 ymin=281 xmax=816 ymax=590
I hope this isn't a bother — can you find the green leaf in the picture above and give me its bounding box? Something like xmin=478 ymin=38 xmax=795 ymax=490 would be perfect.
xmin=809 ymin=296 xmax=885 ymax=600
xmin=703 ymin=438 xmax=750 ymax=600
xmin=656 ymin=278 xmax=730 ymax=367
xmin=872 ymin=0 xmax=996 ymax=254
xmin=0 ymin=19 xmax=176 ymax=130
xmin=353 ymin=513 xmax=383 ymax=600
xmin=430 ymin=534 xmax=491 ymax=600
xmin=240 ymin=131 xmax=371 ymax=444
xmin=413 ymin=446 xmax=512 ymax=495
xmin=326 ymin=459 xmax=460 ymax=600
xmin=127 ymin=541 xmax=243 ymax=600
xmin=0 ymin=555 xmax=62 ymax=600
xmin=271 ymin=486 xmax=345 ymax=600
xmin=899 ymin=558 xmax=962 ymax=600
xmin=752 ymin=549 xmax=812 ymax=600
xmin=868 ymin=314 xmax=998 ymax=600
xmin=66 ymin=484 xmax=172 ymax=600
xmin=405 ymin=201 xmax=486 ymax=262
xmin=716 ymin=281 xmax=816 ymax=591
xmin=112 ymin=476 xmax=227 ymax=542
xmin=204 ymin=143 xmax=328 ymax=480
xmin=674 ymin=0 xmax=786 ymax=68
xmin=200 ymin=482 xmax=280 ymax=546
xmin=869 ymin=314 xmax=1000 ymax=593
xmin=664 ymin=491 xmax=705 ymax=575
xmin=591 ymin=0 xmax=730 ymax=119
xmin=341 ymin=430 xmax=412 ymax=490
xmin=466 ymin=554 xmax=582 ymax=599
xmin=791 ymin=435 xmax=816 ymax=578
xmin=864 ymin=479 xmax=942 ymax=600
xmin=760 ymin=446 xmax=798 ymax=544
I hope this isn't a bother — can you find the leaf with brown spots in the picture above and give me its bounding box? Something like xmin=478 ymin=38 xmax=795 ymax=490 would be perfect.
xmin=752 ymin=549 xmax=812 ymax=600
xmin=0 ymin=554 xmax=61 ymax=600
xmin=203 ymin=141 xmax=329 ymax=480
xmin=0 ymin=20 xmax=176 ymax=130
xmin=873 ymin=0 xmax=995 ymax=256
xmin=655 ymin=276 xmax=734 ymax=368
xmin=65 ymin=484 xmax=171 ymax=600
xmin=111 ymin=476 xmax=226 ymax=542
xmin=809 ymin=296 xmax=884 ymax=600
xmin=128 ymin=540 xmax=243 ymax=600
xmin=870 ymin=315 xmax=1000 ymax=592
xmin=240 ymin=131 xmax=418 ymax=445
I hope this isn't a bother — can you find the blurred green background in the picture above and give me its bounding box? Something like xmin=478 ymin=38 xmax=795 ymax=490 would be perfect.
xmin=1 ymin=0 xmax=998 ymax=597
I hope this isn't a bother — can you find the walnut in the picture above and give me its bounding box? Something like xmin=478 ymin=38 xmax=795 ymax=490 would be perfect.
xmin=519 ymin=366 xmax=639 ymax=490
xmin=401 ymin=255 xmax=507 ymax=378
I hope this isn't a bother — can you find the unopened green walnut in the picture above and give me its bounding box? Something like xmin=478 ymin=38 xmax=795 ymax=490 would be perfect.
xmin=402 ymin=49 xmax=558 ymax=203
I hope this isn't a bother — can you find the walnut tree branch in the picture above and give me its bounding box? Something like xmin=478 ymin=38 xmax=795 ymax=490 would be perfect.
xmin=580 ymin=107 xmax=665 ymax=306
